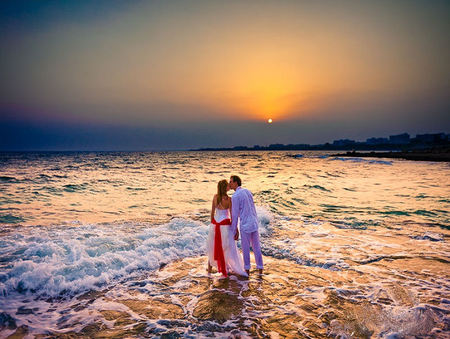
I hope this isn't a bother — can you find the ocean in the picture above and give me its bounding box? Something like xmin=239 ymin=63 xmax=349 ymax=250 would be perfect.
xmin=0 ymin=151 xmax=448 ymax=338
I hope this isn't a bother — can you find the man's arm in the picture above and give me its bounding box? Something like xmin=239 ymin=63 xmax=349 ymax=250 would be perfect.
xmin=230 ymin=198 xmax=239 ymax=240
xmin=231 ymin=194 xmax=240 ymax=236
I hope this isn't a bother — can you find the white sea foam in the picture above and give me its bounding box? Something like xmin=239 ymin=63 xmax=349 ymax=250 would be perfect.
xmin=256 ymin=206 xmax=273 ymax=235
xmin=330 ymin=157 xmax=393 ymax=165
xmin=0 ymin=218 xmax=208 ymax=298
xmin=0 ymin=207 xmax=273 ymax=299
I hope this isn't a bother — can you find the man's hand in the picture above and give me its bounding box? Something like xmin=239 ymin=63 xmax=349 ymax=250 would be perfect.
xmin=234 ymin=229 xmax=239 ymax=241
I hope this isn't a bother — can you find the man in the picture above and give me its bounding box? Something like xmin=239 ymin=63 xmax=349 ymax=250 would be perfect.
xmin=229 ymin=175 xmax=263 ymax=275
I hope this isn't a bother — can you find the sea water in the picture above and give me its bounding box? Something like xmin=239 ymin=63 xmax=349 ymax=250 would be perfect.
xmin=0 ymin=151 xmax=448 ymax=337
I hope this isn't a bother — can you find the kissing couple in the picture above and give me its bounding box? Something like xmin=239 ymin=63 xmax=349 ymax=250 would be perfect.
xmin=206 ymin=175 xmax=263 ymax=278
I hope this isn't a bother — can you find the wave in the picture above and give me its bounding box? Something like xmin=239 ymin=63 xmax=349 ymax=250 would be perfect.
xmin=330 ymin=157 xmax=393 ymax=165
xmin=255 ymin=206 xmax=273 ymax=235
xmin=63 ymin=183 xmax=88 ymax=192
xmin=0 ymin=176 xmax=18 ymax=183
xmin=0 ymin=214 xmax=24 ymax=224
xmin=288 ymin=154 xmax=329 ymax=159
xmin=0 ymin=208 xmax=273 ymax=298
xmin=410 ymin=231 xmax=444 ymax=242
xmin=0 ymin=219 xmax=208 ymax=298
xmin=303 ymin=184 xmax=331 ymax=192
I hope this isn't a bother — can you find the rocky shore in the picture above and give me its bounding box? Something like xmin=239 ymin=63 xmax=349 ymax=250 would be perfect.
xmin=333 ymin=148 xmax=450 ymax=162
xmin=5 ymin=255 xmax=447 ymax=338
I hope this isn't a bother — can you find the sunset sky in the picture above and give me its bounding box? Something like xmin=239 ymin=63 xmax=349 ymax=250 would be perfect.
xmin=1 ymin=0 xmax=449 ymax=150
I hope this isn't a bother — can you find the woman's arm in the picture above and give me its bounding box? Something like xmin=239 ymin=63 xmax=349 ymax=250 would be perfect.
xmin=210 ymin=195 xmax=216 ymax=222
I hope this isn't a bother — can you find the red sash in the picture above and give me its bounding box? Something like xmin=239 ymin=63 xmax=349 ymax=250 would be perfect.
xmin=212 ymin=218 xmax=231 ymax=277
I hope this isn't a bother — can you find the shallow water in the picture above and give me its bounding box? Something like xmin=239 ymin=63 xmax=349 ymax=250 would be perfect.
xmin=0 ymin=151 xmax=449 ymax=337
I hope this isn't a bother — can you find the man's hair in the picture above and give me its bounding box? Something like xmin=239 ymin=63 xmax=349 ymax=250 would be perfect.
xmin=230 ymin=175 xmax=242 ymax=186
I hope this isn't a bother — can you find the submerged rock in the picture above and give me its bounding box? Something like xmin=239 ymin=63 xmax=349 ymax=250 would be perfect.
xmin=0 ymin=312 xmax=16 ymax=329
xmin=193 ymin=289 xmax=243 ymax=322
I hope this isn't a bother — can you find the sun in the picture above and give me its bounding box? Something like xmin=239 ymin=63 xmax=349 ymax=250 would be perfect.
xmin=267 ymin=118 xmax=273 ymax=124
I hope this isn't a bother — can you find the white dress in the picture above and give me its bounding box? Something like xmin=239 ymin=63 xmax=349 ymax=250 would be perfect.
xmin=207 ymin=208 xmax=248 ymax=277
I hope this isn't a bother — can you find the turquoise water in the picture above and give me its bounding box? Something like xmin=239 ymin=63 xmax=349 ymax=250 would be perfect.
xmin=0 ymin=151 xmax=449 ymax=337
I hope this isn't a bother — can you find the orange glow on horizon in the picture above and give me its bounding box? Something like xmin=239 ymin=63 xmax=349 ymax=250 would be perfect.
xmin=221 ymin=61 xmax=304 ymax=122
xmin=5 ymin=1 xmax=446 ymax=126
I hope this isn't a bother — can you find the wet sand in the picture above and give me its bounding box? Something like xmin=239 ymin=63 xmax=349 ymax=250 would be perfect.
xmin=5 ymin=255 xmax=447 ymax=338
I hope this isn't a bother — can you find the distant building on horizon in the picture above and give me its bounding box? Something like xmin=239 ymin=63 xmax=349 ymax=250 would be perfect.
xmin=366 ymin=137 xmax=389 ymax=145
xmin=389 ymin=133 xmax=410 ymax=144
xmin=196 ymin=131 xmax=449 ymax=151
xmin=414 ymin=133 xmax=447 ymax=143
xmin=333 ymin=139 xmax=356 ymax=147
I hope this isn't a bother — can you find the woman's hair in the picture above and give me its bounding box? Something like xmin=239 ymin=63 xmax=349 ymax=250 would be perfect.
xmin=216 ymin=179 xmax=228 ymax=206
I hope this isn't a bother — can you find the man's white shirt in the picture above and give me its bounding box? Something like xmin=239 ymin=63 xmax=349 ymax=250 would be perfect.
xmin=231 ymin=187 xmax=259 ymax=234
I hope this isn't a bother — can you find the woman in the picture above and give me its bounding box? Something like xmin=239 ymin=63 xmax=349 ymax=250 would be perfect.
xmin=207 ymin=179 xmax=247 ymax=278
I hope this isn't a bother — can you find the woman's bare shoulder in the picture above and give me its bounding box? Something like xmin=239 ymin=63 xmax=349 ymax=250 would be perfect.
xmin=221 ymin=196 xmax=231 ymax=207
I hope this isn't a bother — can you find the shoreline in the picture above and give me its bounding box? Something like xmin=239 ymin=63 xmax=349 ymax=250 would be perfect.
xmin=4 ymin=255 xmax=447 ymax=338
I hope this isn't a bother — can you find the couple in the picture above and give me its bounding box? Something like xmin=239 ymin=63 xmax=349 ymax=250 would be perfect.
xmin=206 ymin=175 xmax=263 ymax=278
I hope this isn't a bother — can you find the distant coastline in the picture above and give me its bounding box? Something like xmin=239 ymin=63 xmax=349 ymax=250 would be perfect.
xmin=194 ymin=132 xmax=449 ymax=152
xmin=333 ymin=149 xmax=450 ymax=162
xmin=193 ymin=132 xmax=450 ymax=162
